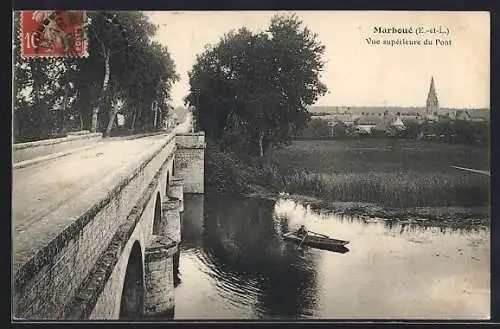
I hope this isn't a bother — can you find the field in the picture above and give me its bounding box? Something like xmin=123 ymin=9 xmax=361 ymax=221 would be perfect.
xmin=261 ymin=139 xmax=490 ymax=209
xmin=270 ymin=139 xmax=490 ymax=175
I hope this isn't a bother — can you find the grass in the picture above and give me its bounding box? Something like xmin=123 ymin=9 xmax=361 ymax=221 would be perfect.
xmin=206 ymin=138 xmax=490 ymax=211
xmin=270 ymin=139 xmax=490 ymax=174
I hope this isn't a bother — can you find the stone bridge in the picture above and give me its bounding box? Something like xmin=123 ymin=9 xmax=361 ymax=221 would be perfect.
xmin=12 ymin=119 xmax=205 ymax=320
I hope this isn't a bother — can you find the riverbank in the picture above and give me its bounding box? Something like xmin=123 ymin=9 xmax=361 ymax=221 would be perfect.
xmin=205 ymin=139 xmax=490 ymax=229
xmin=249 ymin=192 xmax=489 ymax=230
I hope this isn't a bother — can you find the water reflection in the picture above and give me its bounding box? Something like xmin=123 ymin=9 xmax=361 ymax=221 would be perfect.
xmin=177 ymin=194 xmax=321 ymax=319
xmin=180 ymin=194 xmax=205 ymax=250
xmin=174 ymin=195 xmax=490 ymax=320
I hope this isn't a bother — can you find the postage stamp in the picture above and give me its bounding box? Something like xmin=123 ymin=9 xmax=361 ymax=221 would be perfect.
xmin=20 ymin=11 xmax=87 ymax=58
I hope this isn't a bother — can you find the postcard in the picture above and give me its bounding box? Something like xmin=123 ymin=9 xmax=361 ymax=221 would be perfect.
xmin=12 ymin=10 xmax=490 ymax=321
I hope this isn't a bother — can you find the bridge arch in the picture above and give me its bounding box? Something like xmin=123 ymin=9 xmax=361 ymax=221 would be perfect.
xmin=119 ymin=241 xmax=144 ymax=320
xmin=151 ymin=193 xmax=162 ymax=235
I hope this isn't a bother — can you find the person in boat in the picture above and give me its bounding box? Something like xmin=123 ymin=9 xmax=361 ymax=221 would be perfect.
xmin=296 ymin=225 xmax=308 ymax=237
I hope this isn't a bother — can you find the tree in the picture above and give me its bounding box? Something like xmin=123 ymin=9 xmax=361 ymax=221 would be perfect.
xmin=82 ymin=12 xmax=130 ymax=133
xmin=185 ymin=14 xmax=327 ymax=156
xmin=113 ymin=40 xmax=178 ymax=134
xmin=13 ymin=11 xmax=81 ymax=142
xmin=470 ymin=121 xmax=490 ymax=146
xmin=13 ymin=11 xmax=180 ymax=141
xmin=403 ymin=121 xmax=422 ymax=140
xmin=300 ymin=118 xmax=330 ymax=138
xmin=453 ymin=120 xmax=476 ymax=144
xmin=331 ymin=121 xmax=348 ymax=138
xmin=81 ymin=12 xmax=169 ymax=135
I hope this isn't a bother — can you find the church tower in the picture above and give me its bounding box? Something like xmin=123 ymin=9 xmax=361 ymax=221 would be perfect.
xmin=426 ymin=76 xmax=439 ymax=115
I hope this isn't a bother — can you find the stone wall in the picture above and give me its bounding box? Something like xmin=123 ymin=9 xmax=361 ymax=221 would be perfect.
xmin=175 ymin=132 xmax=205 ymax=148
xmin=175 ymin=132 xmax=205 ymax=194
xmin=13 ymin=132 xmax=102 ymax=163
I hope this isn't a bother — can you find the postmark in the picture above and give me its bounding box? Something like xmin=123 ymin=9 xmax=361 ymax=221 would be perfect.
xmin=20 ymin=11 xmax=87 ymax=58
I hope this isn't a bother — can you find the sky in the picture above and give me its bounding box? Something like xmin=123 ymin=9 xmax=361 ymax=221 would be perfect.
xmin=147 ymin=11 xmax=490 ymax=109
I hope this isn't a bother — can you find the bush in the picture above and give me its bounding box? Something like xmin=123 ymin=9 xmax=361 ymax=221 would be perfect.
xmin=297 ymin=118 xmax=331 ymax=138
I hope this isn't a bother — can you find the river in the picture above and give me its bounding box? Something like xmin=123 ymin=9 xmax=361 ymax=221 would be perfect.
xmin=172 ymin=194 xmax=490 ymax=320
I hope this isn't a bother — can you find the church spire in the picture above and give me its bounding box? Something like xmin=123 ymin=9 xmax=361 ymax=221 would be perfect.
xmin=429 ymin=76 xmax=436 ymax=94
xmin=426 ymin=76 xmax=439 ymax=115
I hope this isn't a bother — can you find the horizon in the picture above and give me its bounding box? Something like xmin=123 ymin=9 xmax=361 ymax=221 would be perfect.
xmin=308 ymin=105 xmax=490 ymax=110
xmin=175 ymin=104 xmax=490 ymax=110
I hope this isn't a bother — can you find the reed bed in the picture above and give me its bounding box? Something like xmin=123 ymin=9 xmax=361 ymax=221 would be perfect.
xmin=262 ymin=168 xmax=489 ymax=208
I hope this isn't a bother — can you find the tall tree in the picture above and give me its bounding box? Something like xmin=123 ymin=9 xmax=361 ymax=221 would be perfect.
xmin=13 ymin=11 xmax=180 ymax=141
xmin=113 ymin=40 xmax=179 ymax=134
xmin=84 ymin=12 xmax=141 ymax=133
xmin=185 ymin=14 xmax=327 ymax=156
xmin=80 ymin=12 xmax=179 ymax=136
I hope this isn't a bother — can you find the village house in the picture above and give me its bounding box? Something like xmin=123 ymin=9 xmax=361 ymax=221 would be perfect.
xmin=309 ymin=77 xmax=489 ymax=138
xmin=446 ymin=109 xmax=487 ymax=122
xmin=354 ymin=116 xmax=378 ymax=133
xmin=372 ymin=113 xmax=406 ymax=136
xmin=323 ymin=114 xmax=359 ymax=127
xmin=351 ymin=112 xmax=407 ymax=136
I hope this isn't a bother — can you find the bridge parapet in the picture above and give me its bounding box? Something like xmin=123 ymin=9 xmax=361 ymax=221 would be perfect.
xmin=13 ymin=132 xmax=103 ymax=164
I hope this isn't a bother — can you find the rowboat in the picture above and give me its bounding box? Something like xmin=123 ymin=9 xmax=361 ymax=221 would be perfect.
xmin=283 ymin=231 xmax=349 ymax=252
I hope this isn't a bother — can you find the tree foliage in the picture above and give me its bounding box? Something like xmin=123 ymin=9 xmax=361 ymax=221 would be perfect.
xmin=298 ymin=118 xmax=331 ymax=138
xmin=185 ymin=14 xmax=327 ymax=156
xmin=13 ymin=11 xmax=179 ymax=142
xmin=13 ymin=12 xmax=82 ymax=141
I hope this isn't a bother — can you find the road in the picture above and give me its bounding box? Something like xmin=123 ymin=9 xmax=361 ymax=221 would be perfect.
xmin=12 ymin=134 xmax=169 ymax=272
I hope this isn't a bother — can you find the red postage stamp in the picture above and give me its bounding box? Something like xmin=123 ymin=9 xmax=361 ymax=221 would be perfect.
xmin=20 ymin=11 xmax=87 ymax=58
